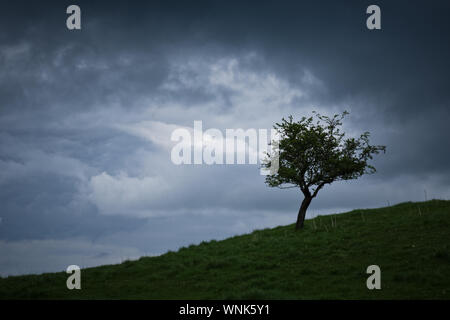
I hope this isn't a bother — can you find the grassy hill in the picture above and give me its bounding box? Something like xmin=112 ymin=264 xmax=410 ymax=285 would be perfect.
xmin=1 ymin=200 xmax=449 ymax=299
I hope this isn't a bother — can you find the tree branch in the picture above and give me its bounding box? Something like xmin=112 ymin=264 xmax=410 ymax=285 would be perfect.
xmin=312 ymin=181 xmax=327 ymax=198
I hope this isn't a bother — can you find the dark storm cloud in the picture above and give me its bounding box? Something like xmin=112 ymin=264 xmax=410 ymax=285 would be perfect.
xmin=1 ymin=0 xmax=449 ymax=275
xmin=2 ymin=0 xmax=449 ymax=159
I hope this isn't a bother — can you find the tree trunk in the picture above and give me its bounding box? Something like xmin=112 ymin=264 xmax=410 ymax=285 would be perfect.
xmin=295 ymin=196 xmax=312 ymax=230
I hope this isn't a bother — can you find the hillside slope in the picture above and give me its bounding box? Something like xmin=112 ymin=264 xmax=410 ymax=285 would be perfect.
xmin=1 ymin=200 xmax=449 ymax=299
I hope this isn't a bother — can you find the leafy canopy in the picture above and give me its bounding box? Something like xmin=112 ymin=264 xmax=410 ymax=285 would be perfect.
xmin=264 ymin=111 xmax=386 ymax=198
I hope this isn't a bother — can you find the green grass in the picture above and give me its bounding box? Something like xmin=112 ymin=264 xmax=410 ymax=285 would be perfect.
xmin=1 ymin=200 xmax=450 ymax=299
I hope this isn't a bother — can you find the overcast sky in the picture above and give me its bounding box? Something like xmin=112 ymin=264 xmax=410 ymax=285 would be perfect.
xmin=1 ymin=0 xmax=449 ymax=276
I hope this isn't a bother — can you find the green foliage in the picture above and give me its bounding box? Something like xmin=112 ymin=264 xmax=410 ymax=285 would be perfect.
xmin=1 ymin=200 xmax=450 ymax=299
xmin=264 ymin=111 xmax=386 ymax=197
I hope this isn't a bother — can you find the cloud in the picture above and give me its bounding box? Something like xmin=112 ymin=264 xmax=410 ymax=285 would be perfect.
xmin=116 ymin=121 xmax=185 ymax=149
xmin=0 ymin=145 xmax=93 ymax=185
xmin=0 ymin=238 xmax=144 ymax=277
xmin=0 ymin=42 xmax=30 ymax=60
xmin=88 ymin=171 xmax=170 ymax=216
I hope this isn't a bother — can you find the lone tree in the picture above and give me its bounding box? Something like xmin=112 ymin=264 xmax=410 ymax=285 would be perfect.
xmin=263 ymin=111 xmax=386 ymax=230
